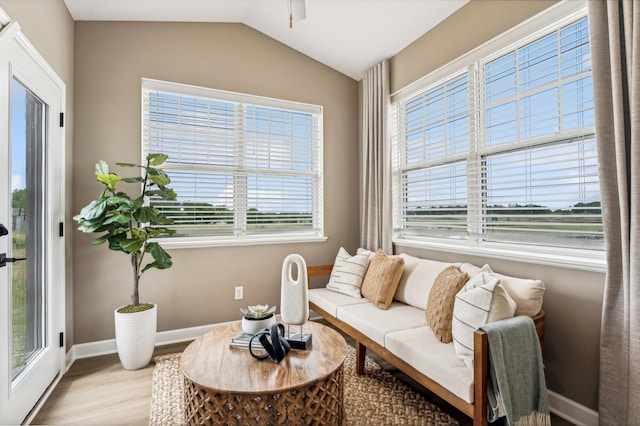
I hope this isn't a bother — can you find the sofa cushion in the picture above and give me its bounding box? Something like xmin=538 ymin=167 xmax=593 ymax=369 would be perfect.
xmin=326 ymin=247 xmax=370 ymax=298
xmin=308 ymin=288 xmax=369 ymax=317
xmin=457 ymin=262 xmax=482 ymax=277
xmin=361 ymin=251 xmax=405 ymax=310
xmin=451 ymin=272 xmax=516 ymax=367
xmin=473 ymin=264 xmax=545 ymax=317
xmin=336 ymin=302 xmax=427 ymax=346
xmin=356 ymin=247 xmax=376 ymax=261
xmin=396 ymin=254 xmax=453 ymax=309
xmin=385 ymin=326 xmax=475 ymax=403
xmin=426 ymin=266 xmax=469 ymax=343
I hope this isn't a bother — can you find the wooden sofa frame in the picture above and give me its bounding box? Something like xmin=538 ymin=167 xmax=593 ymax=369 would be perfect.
xmin=307 ymin=264 xmax=545 ymax=426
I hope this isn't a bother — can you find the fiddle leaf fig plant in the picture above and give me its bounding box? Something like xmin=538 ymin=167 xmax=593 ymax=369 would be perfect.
xmin=74 ymin=153 xmax=177 ymax=312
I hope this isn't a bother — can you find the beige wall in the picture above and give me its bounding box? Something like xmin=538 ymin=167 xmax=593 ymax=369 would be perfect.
xmin=390 ymin=0 xmax=560 ymax=93
xmin=389 ymin=0 xmax=602 ymax=411
xmin=0 ymin=0 xmax=75 ymax=349
xmin=73 ymin=22 xmax=359 ymax=343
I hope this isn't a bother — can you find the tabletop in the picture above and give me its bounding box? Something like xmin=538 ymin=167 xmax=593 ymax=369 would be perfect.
xmin=180 ymin=320 xmax=347 ymax=394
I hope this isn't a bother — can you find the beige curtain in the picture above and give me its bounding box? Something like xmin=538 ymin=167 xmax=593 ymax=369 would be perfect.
xmin=361 ymin=60 xmax=392 ymax=253
xmin=588 ymin=1 xmax=640 ymax=424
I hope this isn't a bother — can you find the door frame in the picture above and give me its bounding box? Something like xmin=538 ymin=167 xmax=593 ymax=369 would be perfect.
xmin=0 ymin=9 xmax=66 ymax=424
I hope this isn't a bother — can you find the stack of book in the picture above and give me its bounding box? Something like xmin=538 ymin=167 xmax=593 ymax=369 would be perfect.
xmin=229 ymin=330 xmax=264 ymax=349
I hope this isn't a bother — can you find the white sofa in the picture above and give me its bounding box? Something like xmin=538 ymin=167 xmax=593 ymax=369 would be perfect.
xmin=307 ymin=252 xmax=545 ymax=426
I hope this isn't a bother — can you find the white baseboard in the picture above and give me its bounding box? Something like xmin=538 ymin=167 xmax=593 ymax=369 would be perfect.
xmin=548 ymin=390 xmax=599 ymax=426
xmin=67 ymin=316 xmax=320 ymax=366
xmin=67 ymin=314 xmax=326 ymax=367
xmin=64 ymin=346 xmax=75 ymax=372
xmin=66 ymin=320 xmax=236 ymax=367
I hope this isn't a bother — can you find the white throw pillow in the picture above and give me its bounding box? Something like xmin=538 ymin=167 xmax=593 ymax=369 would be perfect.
xmin=472 ymin=264 xmax=545 ymax=317
xmin=452 ymin=272 xmax=517 ymax=368
xmin=356 ymin=247 xmax=376 ymax=261
xmin=326 ymin=247 xmax=370 ymax=298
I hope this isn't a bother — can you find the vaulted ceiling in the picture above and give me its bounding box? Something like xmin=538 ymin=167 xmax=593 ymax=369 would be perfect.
xmin=63 ymin=0 xmax=469 ymax=80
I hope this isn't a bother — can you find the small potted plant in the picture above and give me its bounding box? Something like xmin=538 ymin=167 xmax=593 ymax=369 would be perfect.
xmin=74 ymin=153 xmax=177 ymax=370
xmin=241 ymin=304 xmax=277 ymax=334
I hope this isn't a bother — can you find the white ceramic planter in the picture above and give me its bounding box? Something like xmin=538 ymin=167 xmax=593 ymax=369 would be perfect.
xmin=241 ymin=314 xmax=276 ymax=335
xmin=114 ymin=304 xmax=157 ymax=370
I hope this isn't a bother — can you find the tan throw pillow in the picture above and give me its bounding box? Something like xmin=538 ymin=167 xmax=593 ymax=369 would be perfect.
xmin=426 ymin=265 xmax=469 ymax=343
xmin=360 ymin=250 xmax=405 ymax=310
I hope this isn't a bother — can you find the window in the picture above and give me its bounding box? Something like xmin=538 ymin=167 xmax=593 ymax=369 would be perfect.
xmin=391 ymin=5 xmax=602 ymax=255
xmin=399 ymin=72 xmax=470 ymax=240
xmin=142 ymin=79 xmax=324 ymax=245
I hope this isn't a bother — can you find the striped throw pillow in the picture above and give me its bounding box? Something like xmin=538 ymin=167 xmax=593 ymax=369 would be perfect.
xmin=452 ymin=272 xmax=517 ymax=367
xmin=326 ymin=247 xmax=370 ymax=298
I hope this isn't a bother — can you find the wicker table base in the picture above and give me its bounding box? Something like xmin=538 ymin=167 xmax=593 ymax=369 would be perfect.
xmin=184 ymin=366 xmax=343 ymax=425
xmin=181 ymin=321 xmax=347 ymax=425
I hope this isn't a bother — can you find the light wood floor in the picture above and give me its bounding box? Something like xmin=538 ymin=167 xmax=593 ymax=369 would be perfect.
xmin=31 ymin=342 xmax=189 ymax=425
xmin=31 ymin=328 xmax=576 ymax=425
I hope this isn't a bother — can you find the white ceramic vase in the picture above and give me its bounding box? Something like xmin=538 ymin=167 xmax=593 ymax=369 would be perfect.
xmin=114 ymin=303 xmax=157 ymax=370
xmin=241 ymin=314 xmax=276 ymax=335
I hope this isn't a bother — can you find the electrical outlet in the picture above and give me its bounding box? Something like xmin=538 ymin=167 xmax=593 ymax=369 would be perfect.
xmin=234 ymin=286 xmax=243 ymax=300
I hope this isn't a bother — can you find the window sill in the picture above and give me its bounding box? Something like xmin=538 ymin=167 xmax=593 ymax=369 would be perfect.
xmin=156 ymin=234 xmax=328 ymax=250
xmin=393 ymin=238 xmax=606 ymax=273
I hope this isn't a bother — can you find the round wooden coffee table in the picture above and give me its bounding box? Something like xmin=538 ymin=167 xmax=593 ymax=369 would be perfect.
xmin=180 ymin=320 xmax=347 ymax=425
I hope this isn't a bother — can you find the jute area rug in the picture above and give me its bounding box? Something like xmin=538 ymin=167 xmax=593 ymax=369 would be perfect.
xmin=150 ymin=346 xmax=459 ymax=425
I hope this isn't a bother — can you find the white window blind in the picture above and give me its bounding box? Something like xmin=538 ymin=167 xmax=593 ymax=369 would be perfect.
xmin=392 ymin=8 xmax=602 ymax=252
xmin=142 ymin=79 xmax=323 ymax=242
xmin=396 ymin=73 xmax=469 ymax=239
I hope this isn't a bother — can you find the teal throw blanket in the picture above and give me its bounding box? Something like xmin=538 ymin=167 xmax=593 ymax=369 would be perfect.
xmin=480 ymin=315 xmax=550 ymax=426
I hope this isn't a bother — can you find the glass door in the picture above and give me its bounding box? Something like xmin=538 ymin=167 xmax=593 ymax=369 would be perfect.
xmin=0 ymin=20 xmax=65 ymax=424
xmin=9 ymin=77 xmax=46 ymax=382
